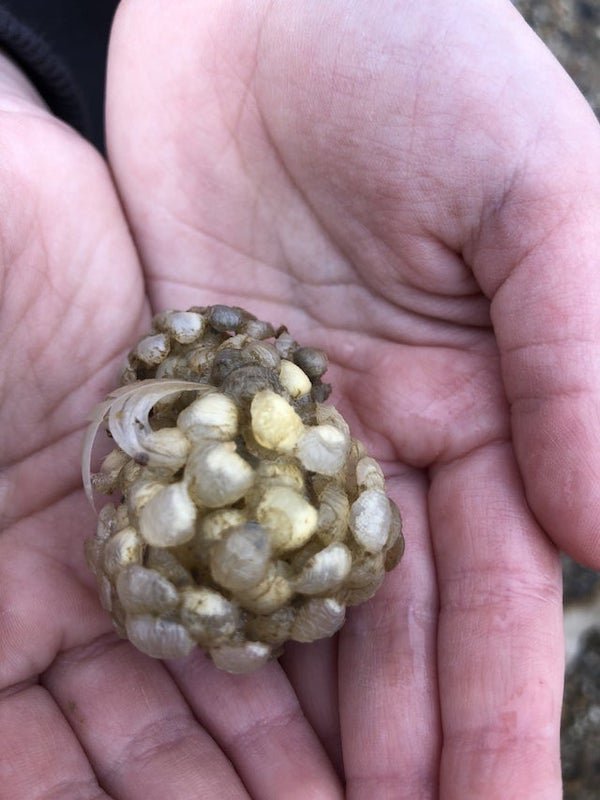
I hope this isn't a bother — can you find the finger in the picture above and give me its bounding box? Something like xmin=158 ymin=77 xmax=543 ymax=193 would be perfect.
xmin=430 ymin=443 xmax=563 ymax=800
xmin=339 ymin=466 xmax=441 ymax=800
xmin=43 ymin=635 xmax=249 ymax=800
xmin=279 ymin=638 xmax=343 ymax=776
xmin=468 ymin=54 xmax=600 ymax=566
xmin=167 ymin=652 xmax=344 ymax=799
xmin=0 ymin=682 xmax=108 ymax=800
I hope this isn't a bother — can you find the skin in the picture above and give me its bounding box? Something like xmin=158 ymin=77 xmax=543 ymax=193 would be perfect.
xmin=0 ymin=0 xmax=599 ymax=797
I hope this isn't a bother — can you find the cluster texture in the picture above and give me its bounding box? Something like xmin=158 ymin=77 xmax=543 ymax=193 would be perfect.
xmin=83 ymin=305 xmax=404 ymax=673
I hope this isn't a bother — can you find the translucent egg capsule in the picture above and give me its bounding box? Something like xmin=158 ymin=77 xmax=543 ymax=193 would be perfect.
xmin=356 ymin=456 xmax=386 ymax=491
xmin=210 ymin=641 xmax=271 ymax=674
xmin=116 ymin=565 xmax=179 ymax=614
xmin=96 ymin=504 xmax=118 ymax=541
xmin=316 ymin=484 xmax=350 ymax=544
xmin=180 ymin=587 xmax=240 ymax=646
xmin=154 ymin=310 xmax=205 ymax=344
xmin=103 ymin=527 xmax=144 ymax=577
xmin=243 ymin=340 xmax=281 ymax=370
xmin=125 ymin=615 xmax=196 ymax=659
xmin=209 ymin=523 xmax=272 ymax=592
xmin=132 ymin=333 xmax=170 ymax=366
xmin=290 ymin=598 xmax=346 ymax=643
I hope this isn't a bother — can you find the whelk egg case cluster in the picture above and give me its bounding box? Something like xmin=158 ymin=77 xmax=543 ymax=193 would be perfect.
xmin=83 ymin=305 xmax=404 ymax=674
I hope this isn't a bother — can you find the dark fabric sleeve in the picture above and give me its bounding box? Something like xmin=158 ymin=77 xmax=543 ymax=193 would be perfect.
xmin=0 ymin=6 xmax=89 ymax=135
xmin=0 ymin=1 xmax=119 ymax=150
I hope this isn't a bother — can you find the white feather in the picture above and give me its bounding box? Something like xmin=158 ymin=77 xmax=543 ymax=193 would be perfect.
xmin=82 ymin=379 xmax=205 ymax=506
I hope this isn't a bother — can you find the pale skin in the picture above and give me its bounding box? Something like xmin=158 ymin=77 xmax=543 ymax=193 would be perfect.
xmin=0 ymin=1 xmax=599 ymax=797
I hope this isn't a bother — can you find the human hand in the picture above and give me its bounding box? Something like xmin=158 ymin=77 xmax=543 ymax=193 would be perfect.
xmin=1 ymin=0 xmax=599 ymax=797
xmin=103 ymin=1 xmax=600 ymax=797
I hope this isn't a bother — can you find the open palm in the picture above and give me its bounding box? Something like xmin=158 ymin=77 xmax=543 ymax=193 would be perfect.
xmin=2 ymin=1 xmax=600 ymax=798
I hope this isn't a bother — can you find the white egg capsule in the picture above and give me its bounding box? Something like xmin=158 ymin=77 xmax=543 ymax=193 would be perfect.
xmin=185 ymin=442 xmax=254 ymax=507
xmin=177 ymin=392 xmax=239 ymax=442
xmin=140 ymin=427 xmax=191 ymax=471
xmin=349 ymin=489 xmax=392 ymax=553
xmin=138 ymin=481 xmax=197 ymax=546
xmin=295 ymin=424 xmax=350 ymax=475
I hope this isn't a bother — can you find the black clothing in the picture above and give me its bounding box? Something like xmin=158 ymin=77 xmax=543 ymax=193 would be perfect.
xmin=0 ymin=0 xmax=119 ymax=149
